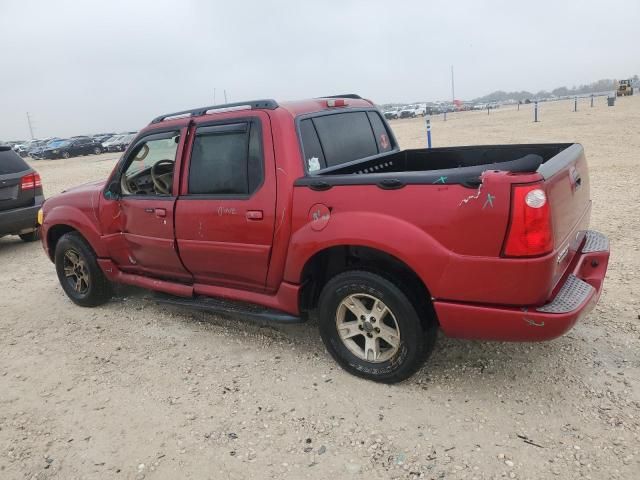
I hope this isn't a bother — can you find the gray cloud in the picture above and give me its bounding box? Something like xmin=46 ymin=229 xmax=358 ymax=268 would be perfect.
xmin=1 ymin=0 xmax=638 ymax=139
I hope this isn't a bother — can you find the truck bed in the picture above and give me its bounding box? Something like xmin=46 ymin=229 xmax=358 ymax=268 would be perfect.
xmin=302 ymin=143 xmax=573 ymax=186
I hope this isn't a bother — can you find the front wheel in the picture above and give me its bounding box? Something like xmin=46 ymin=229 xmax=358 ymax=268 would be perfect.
xmin=93 ymin=146 xmax=102 ymax=155
xmin=55 ymin=232 xmax=113 ymax=307
xmin=317 ymin=270 xmax=437 ymax=383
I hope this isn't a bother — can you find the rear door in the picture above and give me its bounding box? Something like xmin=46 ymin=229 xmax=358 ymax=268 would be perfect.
xmin=174 ymin=112 xmax=276 ymax=291
xmin=0 ymin=147 xmax=34 ymax=212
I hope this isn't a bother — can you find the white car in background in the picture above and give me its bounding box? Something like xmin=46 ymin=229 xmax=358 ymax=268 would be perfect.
xmin=413 ymin=104 xmax=427 ymax=116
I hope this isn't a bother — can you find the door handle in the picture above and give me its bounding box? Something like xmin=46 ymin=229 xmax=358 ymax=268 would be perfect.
xmin=246 ymin=210 xmax=263 ymax=220
xmin=155 ymin=208 xmax=167 ymax=218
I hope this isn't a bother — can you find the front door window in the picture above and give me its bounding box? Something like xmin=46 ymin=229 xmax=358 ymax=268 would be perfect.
xmin=121 ymin=134 xmax=180 ymax=196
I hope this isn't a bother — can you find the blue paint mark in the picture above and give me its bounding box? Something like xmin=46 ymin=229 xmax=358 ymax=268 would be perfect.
xmin=433 ymin=176 xmax=447 ymax=184
xmin=483 ymin=193 xmax=495 ymax=209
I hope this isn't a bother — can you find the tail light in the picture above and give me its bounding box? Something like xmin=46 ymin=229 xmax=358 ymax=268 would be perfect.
xmin=20 ymin=172 xmax=42 ymax=190
xmin=503 ymin=183 xmax=553 ymax=257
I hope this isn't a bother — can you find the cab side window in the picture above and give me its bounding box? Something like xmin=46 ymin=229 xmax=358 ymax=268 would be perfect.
xmin=188 ymin=120 xmax=263 ymax=196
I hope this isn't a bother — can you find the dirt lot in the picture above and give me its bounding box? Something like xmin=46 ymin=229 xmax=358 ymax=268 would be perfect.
xmin=1 ymin=96 xmax=639 ymax=480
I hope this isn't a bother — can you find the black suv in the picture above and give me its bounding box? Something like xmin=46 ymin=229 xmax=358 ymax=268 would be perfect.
xmin=0 ymin=146 xmax=44 ymax=242
xmin=40 ymin=136 xmax=103 ymax=159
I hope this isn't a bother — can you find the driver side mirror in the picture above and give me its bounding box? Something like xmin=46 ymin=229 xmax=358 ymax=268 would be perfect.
xmin=105 ymin=180 xmax=121 ymax=199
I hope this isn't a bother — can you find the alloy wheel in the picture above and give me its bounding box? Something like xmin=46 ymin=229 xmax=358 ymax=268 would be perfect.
xmin=63 ymin=248 xmax=90 ymax=295
xmin=335 ymin=293 xmax=401 ymax=363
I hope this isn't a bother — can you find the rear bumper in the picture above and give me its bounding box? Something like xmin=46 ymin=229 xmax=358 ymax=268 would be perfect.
xmin=0 ymin=202 xmax=42 ymax=236
xmin=434 ymin=230 xmax=610 ymax=341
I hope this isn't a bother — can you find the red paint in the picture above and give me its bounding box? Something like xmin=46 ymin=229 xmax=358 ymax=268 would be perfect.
xmin=40 ymin=96 xmax=609 ymax=342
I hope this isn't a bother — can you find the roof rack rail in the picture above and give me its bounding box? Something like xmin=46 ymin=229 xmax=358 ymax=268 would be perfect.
xmin=150 ymin=99 xmax=279 ymax=124
xmin=318 ymin=94 xmax=363 ymax=100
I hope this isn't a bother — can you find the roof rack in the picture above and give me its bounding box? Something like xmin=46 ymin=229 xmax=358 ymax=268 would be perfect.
xmin=318 ymin=94 xmax=363 ymax=100
xmin=150 ymin=99 xmax=279 ymax=124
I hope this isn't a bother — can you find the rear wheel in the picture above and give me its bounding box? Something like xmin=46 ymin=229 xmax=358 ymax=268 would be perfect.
xmin=317 ymin=270 xmax=437 ymax=383
xmin=55 ymin=232 xmax=113 ymax=307
xmin=19 ymin=230 xmax=40 ymax=242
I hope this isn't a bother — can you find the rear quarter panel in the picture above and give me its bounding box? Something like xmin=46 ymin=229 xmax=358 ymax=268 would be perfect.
xmin=284 ymin=170 xmax=557 ymax=305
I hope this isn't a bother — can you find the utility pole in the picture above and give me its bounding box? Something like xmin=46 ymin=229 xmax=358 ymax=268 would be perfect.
xmin=26 ymin=112 xmax=35 ymax=139
xmin=451 ymin=65 xmax=455 ymax=103
xmin=224 ymin=89 xmax=228 ymax=103
xmin=214 ymin=88 xmax=216 ymax=104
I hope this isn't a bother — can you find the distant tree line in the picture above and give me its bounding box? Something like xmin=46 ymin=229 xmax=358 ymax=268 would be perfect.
xmin=473 ymin=75 xmax=639 ymax=103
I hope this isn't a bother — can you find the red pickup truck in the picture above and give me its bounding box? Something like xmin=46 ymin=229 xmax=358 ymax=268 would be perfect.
xmin=40 ymin=95 xmax=610 ymax=383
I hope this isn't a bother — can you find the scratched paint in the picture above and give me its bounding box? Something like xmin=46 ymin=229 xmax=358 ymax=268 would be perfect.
xmin=458 ymin=183 xmax=484 ymax=206
xmin=433 ymin=176 xmax=448 ymax=184
xmin=524 ymin=318 xmax=545 ymax=327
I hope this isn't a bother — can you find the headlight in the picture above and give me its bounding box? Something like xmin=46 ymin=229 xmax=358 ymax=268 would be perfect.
xmin=37 ymin=208 xmax=44 ymax=225
xmin=53 ymin=150 xmax=59 ymax=153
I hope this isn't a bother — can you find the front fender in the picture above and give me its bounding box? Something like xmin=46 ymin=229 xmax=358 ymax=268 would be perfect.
xmin=42 ymin=205 xmax=107 ymax=258
xmin=283 ymin=211 xmax=451 ymax=296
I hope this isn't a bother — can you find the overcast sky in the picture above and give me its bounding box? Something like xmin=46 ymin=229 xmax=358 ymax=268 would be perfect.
xmin=1 ymin=0 xmax=638 ymax=140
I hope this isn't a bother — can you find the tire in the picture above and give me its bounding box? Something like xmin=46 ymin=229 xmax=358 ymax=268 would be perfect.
xmin=61 ymin=151 xmax=70 ymax=159
xmin=19 ymin=230 xmax=40 ymax=242
xmin=93 ymin=146 xmax=102 ymax=155
xmin=54 ymin=232 xmax=113 ymax=307
xmin=317 ymin=270 xmax=437 ymax=383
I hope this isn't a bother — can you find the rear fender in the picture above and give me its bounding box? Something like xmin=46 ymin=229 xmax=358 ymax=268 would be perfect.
xmin=283 ymin=211 xmax=450 ymax=295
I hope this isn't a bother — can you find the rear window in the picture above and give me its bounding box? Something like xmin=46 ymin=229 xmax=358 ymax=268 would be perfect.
xmin=299 ymin=110 xmax=394 ymax=172
xmin=0 ymin=147 xmax=29 ymax=175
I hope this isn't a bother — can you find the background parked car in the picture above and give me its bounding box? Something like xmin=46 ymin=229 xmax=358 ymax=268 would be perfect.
xmin=383 ymin=108 xmax=400 ymax=120
xmin=101 ymin=135 xmax=125 ymax=152
xmin=40 ymin=136 xmax=103 ymax=159
xmin=109 ymin=133 xmax=136 ymax=152
xmin=92 ymin=133 xmax=116 ymax=144
xmin=413 ymin=104 xmax=427 ymax=116
xmin=0 ymin=145 xmax=44 ymax=242
xmin=29 ymin=138 xmax=62 ymax=159
xmin=399 ymin=105 xmax=417 ymax=118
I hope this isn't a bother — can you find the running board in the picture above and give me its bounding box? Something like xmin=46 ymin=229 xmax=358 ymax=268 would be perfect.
xmin=153 ymin=293 xmax=305 ymax=324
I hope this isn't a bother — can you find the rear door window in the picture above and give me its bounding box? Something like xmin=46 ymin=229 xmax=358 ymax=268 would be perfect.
xmin=0 ymin=147 xmax=29 ymax=174
xmin=187 ymin=120 xmax=263 ymax=196
xmin=299 ymin=110 xmax=394 ymax=172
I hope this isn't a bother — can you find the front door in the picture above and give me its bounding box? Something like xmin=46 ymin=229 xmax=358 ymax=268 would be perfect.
xmin=101 ymin=128 xmax=191 ymax=282
xmin=174 ymin=113 xmax=276 ymax=291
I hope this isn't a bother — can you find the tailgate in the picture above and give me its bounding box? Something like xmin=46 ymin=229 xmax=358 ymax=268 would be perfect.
xmin=538 ymin=144 xmax=591 ymax=278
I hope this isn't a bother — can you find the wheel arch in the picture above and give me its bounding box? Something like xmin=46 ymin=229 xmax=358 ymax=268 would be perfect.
xmin=298 ymin=245 xmax=437 ymax=326
xmin=44 ymin=206 xmax=106 ymax=262
xmin=46 ymin=224 xmax=78 ymax=261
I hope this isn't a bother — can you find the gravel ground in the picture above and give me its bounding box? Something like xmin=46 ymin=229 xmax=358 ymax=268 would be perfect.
xmin=1 ymin=96 xmax=638 ymax=479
